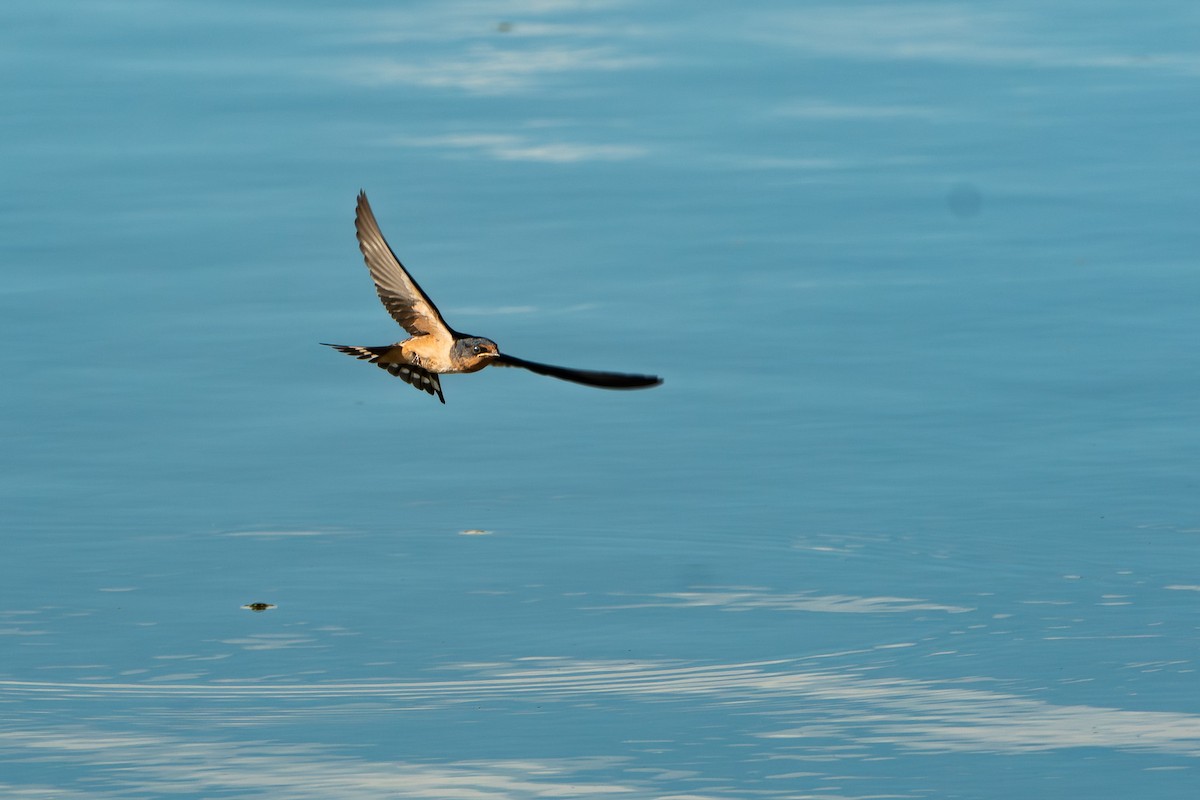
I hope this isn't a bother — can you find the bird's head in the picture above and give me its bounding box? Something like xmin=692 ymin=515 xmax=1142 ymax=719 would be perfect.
xmin=452 ymin=336 xmax=501 ymax=370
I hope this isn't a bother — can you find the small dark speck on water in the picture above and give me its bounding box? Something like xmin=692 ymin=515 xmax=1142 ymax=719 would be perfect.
xmin=242 ymin=602 xmax=276 ymax=612
xmin=946 ymin=182 xmax=983 ymax=218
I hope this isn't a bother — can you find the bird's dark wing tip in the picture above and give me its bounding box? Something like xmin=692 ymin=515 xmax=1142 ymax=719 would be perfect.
xmin=605 ymin=373 xmax=663 ymax=389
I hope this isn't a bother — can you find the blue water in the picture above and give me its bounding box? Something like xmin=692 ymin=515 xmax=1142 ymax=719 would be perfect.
xmin=4 ymin=1 xmax=1199 ymax=797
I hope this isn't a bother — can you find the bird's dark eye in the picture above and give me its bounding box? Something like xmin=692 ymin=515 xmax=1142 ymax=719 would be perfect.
xmin=472 ymin=344 xmax=481 ymax=354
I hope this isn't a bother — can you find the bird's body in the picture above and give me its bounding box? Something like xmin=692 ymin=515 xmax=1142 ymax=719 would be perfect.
xmin=367 ymin=336 xmax=492 ymax=375
xmin=324 ymin=192 xmax=662 ymax=403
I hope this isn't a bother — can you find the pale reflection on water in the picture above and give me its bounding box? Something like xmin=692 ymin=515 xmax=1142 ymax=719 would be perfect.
xmin=4 ymin=656 xmax=1200 ymax=797
xmin=591 ymin=587 xmax=974 ymax=614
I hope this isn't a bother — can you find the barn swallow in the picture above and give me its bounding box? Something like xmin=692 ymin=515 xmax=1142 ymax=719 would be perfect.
xmin=323 ymin=192 xmax=663 ymax=403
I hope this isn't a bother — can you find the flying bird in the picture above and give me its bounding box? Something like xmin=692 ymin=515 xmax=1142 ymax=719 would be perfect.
xmin=323 ymin=192 xmax=663 ymax=403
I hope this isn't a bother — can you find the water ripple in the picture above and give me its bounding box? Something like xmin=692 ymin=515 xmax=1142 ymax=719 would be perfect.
xmin=4 ymin=658 xmax=1199 ymax=756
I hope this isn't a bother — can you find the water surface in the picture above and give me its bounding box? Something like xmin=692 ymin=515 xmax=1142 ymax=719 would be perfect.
xmin=3 ymin=1 xmax=1199 ymax=797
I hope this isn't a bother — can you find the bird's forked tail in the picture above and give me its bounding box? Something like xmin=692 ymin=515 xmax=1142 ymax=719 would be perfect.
xmin=320 ymin=343 xmax=445 ymax=403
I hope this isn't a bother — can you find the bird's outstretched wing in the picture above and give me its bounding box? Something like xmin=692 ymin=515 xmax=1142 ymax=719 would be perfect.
xmin=494 ymin=353 xmax=662 ymax=390
xmin=355 ymin=192 xmax=452 ymax=340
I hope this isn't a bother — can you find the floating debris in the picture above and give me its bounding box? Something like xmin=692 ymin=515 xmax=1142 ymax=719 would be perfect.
xmin=459 ymin=529 xmax=493 ymax=536
xmin=241 ymin=602 xmax=276 ymax=612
